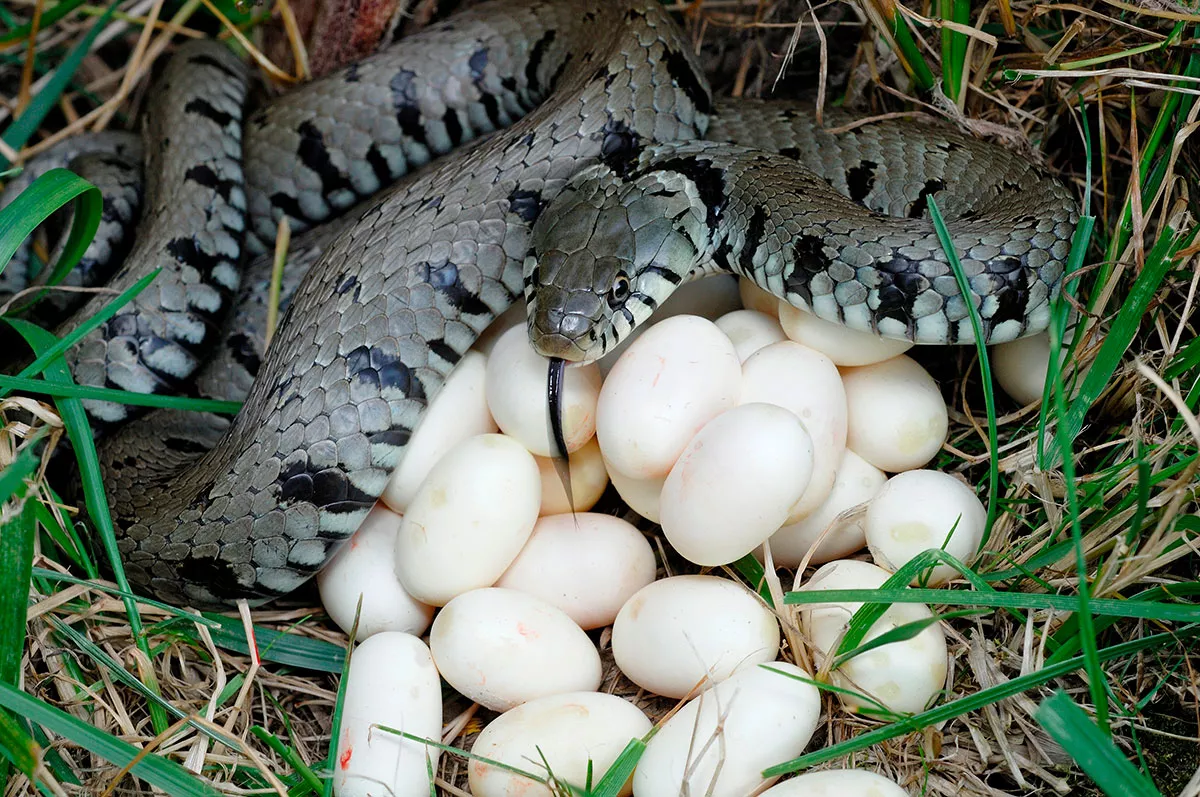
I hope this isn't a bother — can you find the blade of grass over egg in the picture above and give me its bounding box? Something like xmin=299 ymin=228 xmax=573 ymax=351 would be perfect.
xmin=732 ymin=553 xmax=774 ymax=608
xmin=763 ymin=624 xmax=1199 ymax=777
xmin=830 ymin=608 xmax=989 ymax=669
xmin=0 ymin=169 xmax=101 ymax=289
xmin=0 ymin=373 xmax=243 ymax=414
xmin=0 ymin=2 xmax=118 ymax=169
xmin=0 ymin=681 xmax=222 ymax=796
xmin=589 ymin=738 xmax=646 ymax=797
xmin=1035 ymin=691 xmax=1162 ymax=796
xmin=927 ymin=196 xmax=998 ymax=548
xmin=4 ymin=317 xmax=171 ymax=735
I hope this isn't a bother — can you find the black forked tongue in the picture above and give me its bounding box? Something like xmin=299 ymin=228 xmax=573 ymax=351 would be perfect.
xmin=546 ymin=356 xmax=576 ymax=516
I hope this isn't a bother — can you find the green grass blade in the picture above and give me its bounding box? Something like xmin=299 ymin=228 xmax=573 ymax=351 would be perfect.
xmin=0 ymin=169 xmax=101 ymax=288
xmin=0 ymin=373 xmax=242 ymax=413
xmin=0 ymin=0 xmax=89 ymax=46
xmin=0 ymin=703 xmax=41 ymax=780
xmin=0 ymin=682 xmax=221 ymax=796
xmin=1035 ymin=691 xmax=1162 ymax=796
xmin=199 ymin=613 xmax=347 ymax=673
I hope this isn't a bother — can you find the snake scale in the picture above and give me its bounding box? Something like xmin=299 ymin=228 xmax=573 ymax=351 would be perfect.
xmin=4 ymin=0 xmax=1078 ymax=606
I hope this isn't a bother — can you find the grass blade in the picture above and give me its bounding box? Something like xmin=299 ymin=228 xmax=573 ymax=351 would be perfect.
xmin=0 ymin=168 xmax=101 ymax=288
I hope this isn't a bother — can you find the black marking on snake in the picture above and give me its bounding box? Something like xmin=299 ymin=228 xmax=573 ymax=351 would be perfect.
xmin=480 ymin=92 xmax=503 ymax=129
xmin=875 ymin=257 xmax=929 ymax=327
xmin=663 ymin=45 xmax=712 ymax=115
xmin=419 ymin=260 xmax=491 ymax=317
xmin=987 ymin=257 xmax=1029 ymax=326
xmin=420 ymin=195 xmax=444 ymax=210
xmin=426 ymin=338 xmax=462 ymax=366
xmin=469 ymin=48 xmax=489 ymax=80
xmin=785 ymin=234 xmax=833 ymax=306
xmin=740 ymin=206 xmax=767 ymax=275
xmin=344 ymin=62 xmax=361 ymax=83
xmin=624 ymin=7 xmax=646 ymax=20
xmin=647 ymin=156 xmax=727 ymax=227
xmin=525 ymin=30 xmax=556 ymax=93
xmin=185 ymin=164 xmax=239 ymax=202
xmin=598 ymin=117 xmax=642 ymax=177
xmin=508 ymin=189 xmax=545 ymax=223
xmin=370 ymin=428 xmax=412 ymax=449
xmin=909 ymin=179 xmax=946 ymax=219
xmin=225 ymin=333 xmax=262 ymax=375
xmin=249 ymin=110 xmax=270 ymax=131
xmin=165 ymin=437 xmax=210 ymax=455
xmin=778 ymin=147 xmax=802 ymax=161
xmin=629 ymin=292 xmax=658 ymax=311
xmin=184 ymin=98 xmax=236 ymax=129
xmin=443 ymin=110 xmax=465 ymax=147
xmin=297 ymin=121 xmax=356 ymax=199
xmin=593 ymin=65 xmax=618 ymax=89
xmin=189 ymin=53 xmax=241 ymax=80
xmin=166 ymin=236 xmax=231 ymax=280
xmin=501 ymin=76 xmax=518 ymax=93
xmin=335 ymin=275 xmax=358 ymax=295
xmin=364 ymin=144 xmax=392 ymax=187
xmin=270 ymin=192 xmax=307 ymax=224
xmin=389 ymin=70 xmax=427 ymax=146
xmin=847 ymin=161 xmax=878 ymax=203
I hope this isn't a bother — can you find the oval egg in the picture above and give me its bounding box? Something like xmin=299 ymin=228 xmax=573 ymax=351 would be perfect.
xmin=469 ymin=692 xmax=652 ymax=797
xmin=759 ymin=769 xmax=909 ymax=796
xmin=496 ymin=513 xmax=657 ymax=630
xmin=612 ymin=575 xmax=779 ymax=699
xmin=430 ymin=587 xmax=602 ymax=711
xmin=533 ymin=436 xmax=609 ymax=515
xmin=395 ymin=434 xmax=540 ymax=606
xmin=605 ymin=459 xmax=665 ymax=522
xmin=778 ymin=302 xmax=912 ymax=366
xmin=841 ymin=355 xmax=948 ymax=472
xmin=738 ymin=277 xmax=780 ymax=317
xmin=660 ymin=403 xmax=813 ymax=565
xmin=597 ymin=314 xmax=741 ymax=479
xmin=991 ymin=331 xmax=1052 ymax=405
xmin=715 ymin=309 xmax=786 ymax=362
xmin=485 ymin=324 xmax=601 ymax=457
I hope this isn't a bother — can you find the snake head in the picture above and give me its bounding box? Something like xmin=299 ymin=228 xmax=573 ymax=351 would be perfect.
xmin=523 ymin=161 xmax=707 ymax=363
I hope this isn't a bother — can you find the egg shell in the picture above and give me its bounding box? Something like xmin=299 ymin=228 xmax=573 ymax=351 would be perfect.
xmin=865 ymin=469 xmax=986 ymax=586
xmin=660 ymin=403 xmax=813 ymax=566
xmin=395 ymin=434 xmax=540 ymax=606
xmin=469 ymin=692 xmax=652 ymax=797
xmin=778 ymin=302 xmax=913 ymax=366
xmin=759 ymin=769 xmax=909 ymax=796
xmin=495 ymin=513 xmax=657 ymax=630
xmin=715 ymin=309 xmax=787 ymax=362
xmin=472 ymin=301 xmax=527 ymax=356
xmin=797 ymin=559 xmax=947 ymax=715
xmin=740 ymin=341 xmax=847 ymax=519
xmin=334 ymin=632 xmax=441 ymax=797
xmin=738 ymin=277 xmax=780 ymax=317
xmin=318 ymin=505 xmax=434 ymax=640
xmin=991 ymin=331 xmax=1052 ymax=405
xmin=612 ymin=575 xmax=780 ymax=699
xmin=430 ymin=587 xmax=602 ymax=711
xmin=632 ymin=662 xmax=820 ymax=797
xmin=598 ymin=276 xmax=743 ymax=374
xmin=596 ymin=314 xmax=741 ymax=479
xmin=605 ymin=458 xmax=664 ymax=522
xmin=840 ymin=355 xmax=948 ymax=472
xmin=534 ymin=436 xmax=608 ymax=515
xmin=485 ymin=324 xmax=602 ymax=457
xmin=380 ymin=351 xmax=496 ymax=513
xmin=764 ymin=449 xmax=886 ymax=567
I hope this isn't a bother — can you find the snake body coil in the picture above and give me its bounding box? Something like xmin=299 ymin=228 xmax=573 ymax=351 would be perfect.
xmin=6 ymin=0 xmax=1077 ymax=606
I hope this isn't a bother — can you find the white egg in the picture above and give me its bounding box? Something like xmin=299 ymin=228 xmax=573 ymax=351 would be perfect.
xmin=468 ymin=692 xmax=652 ymax=797
xmin=605 ymin=458 xmax=665 ymax=522
xmin=596 ymin=314 xmax=741 ymax=479
xmin=612 ymin=575 xmax=779 ymax=699
xmin=598 ymin=276 xmax=743 ymax=374
xmin=430 ymin=587 xmax=602 ymax=711
xmin=764 ymin=449 xmax=886 ymax=567
xmin=334 ymin=632 xmax=441 ymax=797
xmin=778 ymin=302 xmax=913 ymax=366
xmin=759 ymin=769 xmax=909 ymax=796
xmin=395 ymin=434 xmax=540 ymax=606
xmin=660 ymin=403 xmax=813 ymax=565
xmin=715 ymin=309 xmax=787 ymax=362
xmin=797 ymin=559 xmax=947 ymax=715
xmin=472 ymin=301 xmax=527 ymax=356
xmin=380 ymin=351 xmax=496 ymax=513
xmin=840 ymin=355 xmax=948 ymax=472
xmin=485 ymin=324 xmax=602 ymax=457
xmin=533 ymin=436 xmax=609 ymax=515
xmin=496 ymin=513 xmax=657 ymax=630
xmin=865 ymin=469 xmax=986 ymax=585
xmin=738 ymin=277 xmax=780 ymax=317
xmin=318 ymin=505 xmax=434 ymax=639
xmin=632 ymin=662 xmax=820 ymax=797
xmin=740 ymin=341 xmax=847 ymax=519
xmin=991 ymin=331 xmax=1052 ymax=406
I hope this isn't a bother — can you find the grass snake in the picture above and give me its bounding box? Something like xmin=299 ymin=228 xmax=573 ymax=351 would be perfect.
xmin=3 ymin=0 xmax=1078 ymax=606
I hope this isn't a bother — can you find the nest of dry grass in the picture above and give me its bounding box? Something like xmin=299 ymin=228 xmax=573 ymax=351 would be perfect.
xmin=1 ymin=0 xmax=1198 ymax=794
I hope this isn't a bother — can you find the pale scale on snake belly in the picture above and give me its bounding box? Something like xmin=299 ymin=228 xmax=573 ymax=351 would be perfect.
xmin=2 ymin=0 xmax=1078 ymax=606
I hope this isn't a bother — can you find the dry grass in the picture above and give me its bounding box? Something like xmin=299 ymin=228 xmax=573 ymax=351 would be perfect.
xmin=1 ymin=0 xmax=1198 ymax=794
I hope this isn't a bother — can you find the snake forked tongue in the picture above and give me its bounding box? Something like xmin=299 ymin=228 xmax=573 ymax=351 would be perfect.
xmin=547 ymin=357 xmax=576 ymax=514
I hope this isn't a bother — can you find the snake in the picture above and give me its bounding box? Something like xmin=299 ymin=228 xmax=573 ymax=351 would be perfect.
xmin=2 ymin=0 xmax=1078 ymax=607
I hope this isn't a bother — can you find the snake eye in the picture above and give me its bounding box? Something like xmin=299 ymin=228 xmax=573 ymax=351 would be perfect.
xmin=607 ymin=274 xmax=631 ymax=308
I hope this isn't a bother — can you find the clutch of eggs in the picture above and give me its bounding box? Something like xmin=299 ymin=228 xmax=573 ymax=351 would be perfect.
xmin=322 ymin=275 xmax=1017 ymax=797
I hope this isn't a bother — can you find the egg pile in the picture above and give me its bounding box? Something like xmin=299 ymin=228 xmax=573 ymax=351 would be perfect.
xmin=319 ymin=275 xmax=1037 ymax=797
